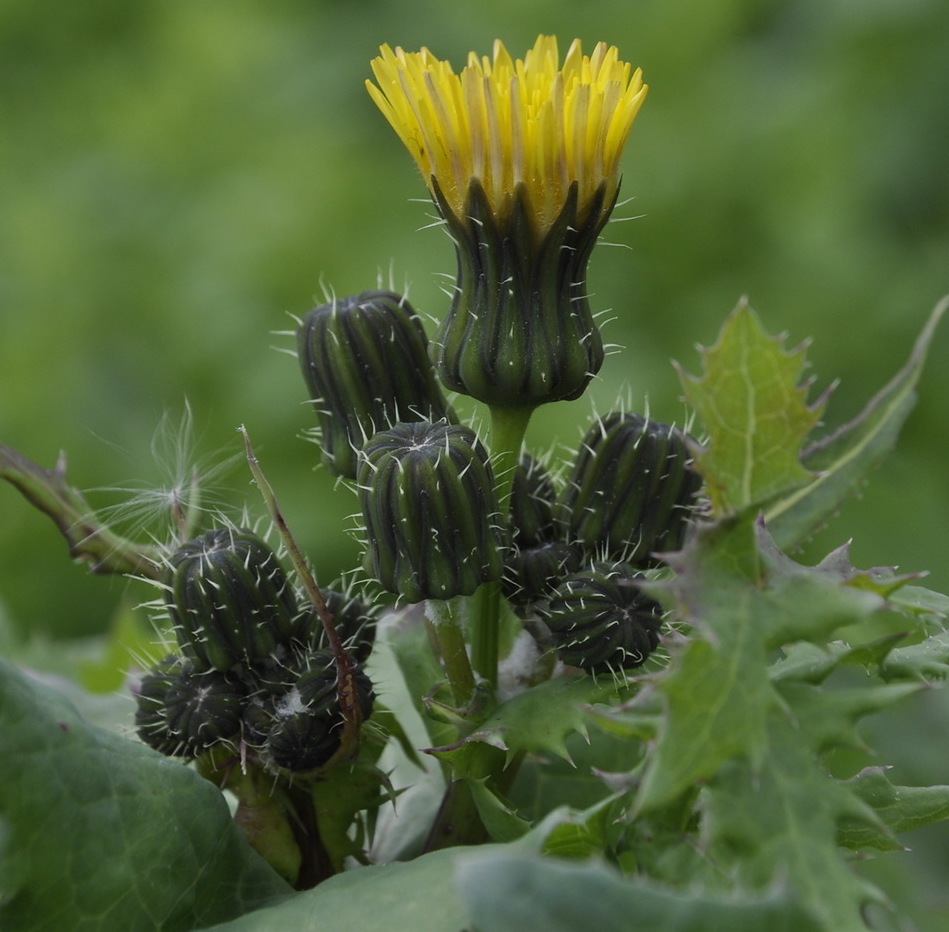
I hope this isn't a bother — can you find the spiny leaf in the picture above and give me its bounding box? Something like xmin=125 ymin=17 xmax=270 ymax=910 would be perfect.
xmin=769 ymin=636 xmax=905 ymax=685
xmin=880 ymin=630 xmax=949 ymax=682
xmin=841 ymin=767 xmax=949 ymax=851
xmin=459 ymin=673 xmax=625 ymax=764
xmin=703 ymin=712 xmax=886 ymax=932
xmin=678 ymin=299 xmax=825 ymax=515
xmin=0 ymin=658 xmax=290 ymax=932
xmin=636 ymin=517 xmax=881 ymax=812
xmin=507 ymin=724 xmax=647 ymax=825
xmin=766 ymin=294 xmax=948 ymax=548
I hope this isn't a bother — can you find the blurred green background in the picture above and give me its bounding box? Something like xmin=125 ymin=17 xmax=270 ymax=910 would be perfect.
xmin=1 ymin=0 xmax=947 ymax=922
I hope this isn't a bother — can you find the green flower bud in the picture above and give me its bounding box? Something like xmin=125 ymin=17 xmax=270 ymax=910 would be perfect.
xmin=165 ymin=527 xmax=301 ymax=672
xmin=502 ymin=539 xmax=580 ymax=607
xmin=509 ymin=454 xmax=559 ymax=547
xmin=134 ymin=654 xmax=182 ymax=755
xmin=247 ymin=649 xmax=374 ymax=773
xmin=297 ymin=289 xmax=455 ymax=479
xmin=358 ymin=421 xmax=504 ymax=602
xmin=162 ymin=664 xmax=247 ymax=758
xmin=431 ymin=179 xmax=608 ymax=408
xmin=562 ymin=413 xmax=702 ymax=566
xmin=320 ymin=588 xmax=377 ymax=665
xmin=540 ymin=563 xmax=663 ymax=675
xmin=293 ymin=587 xmax=377 ymax=665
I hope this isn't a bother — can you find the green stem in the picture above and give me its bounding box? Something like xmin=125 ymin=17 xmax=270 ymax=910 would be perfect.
xmin=469 ymin=405 xmax=534 ymax=686
xmin=425 ymin=597 xmax=476 ymax=707
xmin=0 ymin=443 xmax=162 ymax=577
xmin=488 ymin=405 xmax=535 ymax=512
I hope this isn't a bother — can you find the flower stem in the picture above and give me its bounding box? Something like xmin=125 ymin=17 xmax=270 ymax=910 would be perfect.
xmin=425 ymin=597 xmax=476 ymax=707
xmin=469 ymin=405 xmax=534 ymax=687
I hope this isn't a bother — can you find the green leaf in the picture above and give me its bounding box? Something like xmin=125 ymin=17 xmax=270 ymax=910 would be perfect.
xmin=880 ymin=630 xmax=949 ymax=681
xmin=769 ymin=636 xmax=904 ymax=685
xmin=0 ymin=657 xmax=290 ymax=931
xmin=702 ymin=714 xmax=885 ymax=932
xmin=204 ymin=846 xmax=478 ymax=931
xmin=766 ymin=295 xmax=948 ymax=548
xmin=464 ymin=778 xmax=532 ymax=842
xmin=508 ymin=725 xmax=646 ymax=824
xmin=636 ymin=517 xmax=881 ymax=812
xmin=462 ymin=673 xmax=623 ymax=764
xmin=678 ymin=299 xmax=824 ymax=515
xmin=841 ymin=767 xmax=949 ymax=850
xmin=456 ymin=851 xmax=824 ymax=932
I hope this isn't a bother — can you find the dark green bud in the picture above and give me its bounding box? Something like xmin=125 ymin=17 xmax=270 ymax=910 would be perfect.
xmin=540 ymin=563 xmax=663 ymax=675
xmin=431 ymin=179 xmax=608 ymax=407
xmin=162 ymin=664 xmax=247 ymax=758
xmin=165 ymin=527 xmax=301 ymax=672
xmin=358 ymin=421 xmax=504 ymax=602
xmin=502 ymin=540 xmax=580 ymax=607
xmin=320 ymin=588 xmax=377 ymax=665
xmin=509 ymin=454 xmax=558 ymax=547
xmin=297 ymin=289 xmax=455 ymax=479
xmin=293 ymin=587 xmax=377 ymax=665
xmin=247 ymin=649 xmax=374 ymax=773
xmin=562 ymin=413 xmax=702 ymax=566
xmin=134 ymin=655 xmax=183 ymax=755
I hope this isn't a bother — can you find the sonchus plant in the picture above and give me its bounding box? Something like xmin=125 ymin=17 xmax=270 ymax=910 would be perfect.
xmin=1 ymin=33 xmax=948 ymax=932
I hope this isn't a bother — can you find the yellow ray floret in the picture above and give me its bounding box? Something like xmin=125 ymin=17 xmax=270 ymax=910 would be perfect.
xmin=367 ymin=35 xmax=648 ymax=232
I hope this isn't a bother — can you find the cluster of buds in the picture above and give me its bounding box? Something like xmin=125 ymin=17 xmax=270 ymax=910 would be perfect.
xmin=499 ymin=412 xmax=701 ymax=673
xmin=135 ymin=526 xmax=375 ymax=774
xmin=295 ymin=279 xmax=701 ymax=676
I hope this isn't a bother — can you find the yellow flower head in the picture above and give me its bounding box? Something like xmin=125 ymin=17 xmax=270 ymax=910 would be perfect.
xmin=366 ymin=35 xmax=648 ymax=234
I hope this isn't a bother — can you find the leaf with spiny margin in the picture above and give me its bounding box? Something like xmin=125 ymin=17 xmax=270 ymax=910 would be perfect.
xmin=840 ymin=767 xmax=949 ymax=851
xmin=702 ymin=711 xmax=886 ymax=932
xmin=880 ymin=630 xmax=949 ymax=681
xmin=769 ymin=636 xmax=905 ymax=685
xmin=766 ymin=295 xmax=948 ymax=548
xmin=678 ymin=299 xmax=825 ymax=515
xmin=0 ymin=657 xmax=290 ymax=932
xmin=507 ymin=723 xmax=647 ymax=826
xmin=635 ymin=516 xmax=882 ymax=812
xmin=457 ymin=673 xmax=624 ymax=764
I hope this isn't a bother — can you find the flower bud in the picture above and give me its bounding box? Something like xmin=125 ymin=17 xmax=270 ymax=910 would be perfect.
xmin=293 ymin=587 xmax=378 ymax=665
xmin=562 ymin=413 xmax=702 ymax=566
xmin=320 ymin=587 xmax=377 ymax=665
xmin=297 ymin=290 xmax=455 ymax=479
xmin=540 ymin=563 xmax=663 ymax=674
xmin=432 ymin=181 xmax=606 ymax=408
xmin=163 ymin=664 xmax=247 ymax=758
xmin=247 ymin=649 xmax=375 ymax=773
xmin=358 ymin=421 xmax=504 ymax=602
xmin=502 ymin=539 xmax=581 ymax=607
xmin=135 ymin=655 xmax=246 ymax=758
xmin=134 ymin=655 xmax=182 ymax=755
xmin=165 ymin=527 xmax=301 ymax=672
xmin=509 ymin=454 xmax=559 ymax=547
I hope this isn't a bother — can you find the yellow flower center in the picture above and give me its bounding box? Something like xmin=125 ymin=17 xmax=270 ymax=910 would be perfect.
xmin=367 ymin=35 xmax=648 ymax=233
